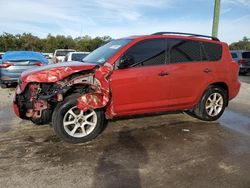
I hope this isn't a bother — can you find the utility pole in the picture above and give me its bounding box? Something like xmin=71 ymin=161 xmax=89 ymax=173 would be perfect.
xmin=212 ymin=0 xmax=221 ymax=38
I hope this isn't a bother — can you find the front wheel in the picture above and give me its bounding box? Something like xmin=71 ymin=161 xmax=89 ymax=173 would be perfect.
xmin=193 ymin=86 xmax=227 ymax=121
xmin=52 ymin=94 xmax=105 ymax=143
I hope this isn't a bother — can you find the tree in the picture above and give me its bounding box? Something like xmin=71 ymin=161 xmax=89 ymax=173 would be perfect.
xmin=0 ymin=33 xmax=112 ymax=53
xmin=230 ymin=37 xmax=250 ymax=51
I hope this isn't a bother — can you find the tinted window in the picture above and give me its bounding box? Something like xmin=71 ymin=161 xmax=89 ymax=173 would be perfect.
xmin=124 ymin=39 xmax=166 ymax=67
xmin=202 ymin=42 xmax=222 ymax=61
xmin=231 ymin=53 xmax=238 ymax=58
xmin=168 ymin=39 xmax=202 ymax=63
xmin=55 ymin=50 xmax=75 ymax=57
xmin=72 ymin=53 xmax=88 ymax=61
xmin=242 ymin=52 xmax=250 ymax=58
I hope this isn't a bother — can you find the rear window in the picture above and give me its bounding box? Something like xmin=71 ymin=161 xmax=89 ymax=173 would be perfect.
xmin=72 ymin=53 xmax=88 ymax=61
xmin=202 ymin=42 xmax=222 ymax=61
xmin=231 ymin=53 xmax=238 ymax=58
xmin=168 ymin=39 xmax=202 ymax=63
xmin=242 ymin=52 xmax=250 ymax=59
xmin=55 ymin=50 xmax=75 ymax=57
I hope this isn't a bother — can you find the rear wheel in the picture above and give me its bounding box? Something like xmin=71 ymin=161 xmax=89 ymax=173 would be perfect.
xmin=52 ymin=94 xmax=105 ymax=143
xmin=193 ymin=86 xmax=227 ymax=121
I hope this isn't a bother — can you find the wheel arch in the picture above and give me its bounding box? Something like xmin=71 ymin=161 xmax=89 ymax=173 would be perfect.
xmin=63 ymin=84 xmax=92 ymax=98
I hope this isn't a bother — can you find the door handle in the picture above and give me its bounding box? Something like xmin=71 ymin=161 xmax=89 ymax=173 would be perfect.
xmin=158 ymin=72 xmax=169 ymax=76
xmin=204 ymin=68 xmax=212 ymax=73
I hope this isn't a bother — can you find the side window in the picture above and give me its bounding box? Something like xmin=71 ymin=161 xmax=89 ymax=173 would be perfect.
xmin=168 ymin=39 xmax=202 ymax=63
xmin=231 ymin=53 xmax=238 ymax=58
xmin=124 ymin=39 xmax=166 ymax=67
xmin=202 ymin=42 xmax=222 ymax=61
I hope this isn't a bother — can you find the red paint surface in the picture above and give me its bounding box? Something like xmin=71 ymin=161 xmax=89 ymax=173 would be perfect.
xmin=21 ymin=61 xmax=96 ymax=83
xmin=77 ymin=63 xmax=114 ymax=118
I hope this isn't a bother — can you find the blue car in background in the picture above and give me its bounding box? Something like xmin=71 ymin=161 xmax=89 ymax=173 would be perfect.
xmin=0 ymin=51 xmax=48 ymax=88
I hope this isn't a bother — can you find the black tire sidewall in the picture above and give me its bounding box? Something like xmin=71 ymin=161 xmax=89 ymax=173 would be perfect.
xmin=52 ymin=95 xmax=105 ymax=143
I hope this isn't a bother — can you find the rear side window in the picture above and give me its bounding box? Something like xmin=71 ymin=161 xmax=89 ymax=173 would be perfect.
xmin=168 ymin=39 xmax=202 ymax=63
xmin=202 ymin=42 xmax=222 ymax=61
xmin=242 ymin=52 xmax=250 ymax=58
xmin=124 ymin=39 xmax=166 ymax=67
xmin=231 ymin=53 xmax=238 ymax=58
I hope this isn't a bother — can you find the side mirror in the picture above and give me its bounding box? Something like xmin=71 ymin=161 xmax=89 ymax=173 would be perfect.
xmin=118 ymin=55 xmax=135 ymax=69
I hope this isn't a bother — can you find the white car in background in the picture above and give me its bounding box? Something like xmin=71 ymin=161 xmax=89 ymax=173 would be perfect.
xmin=42 ymin=53 xmax=53 ymax=64
xmin=64 ymin=52 xmax=90 ymax=62
xmin=53 ymin=49 xmax=76 ymax=63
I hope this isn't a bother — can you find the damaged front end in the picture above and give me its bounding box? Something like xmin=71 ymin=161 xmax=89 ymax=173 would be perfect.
xmin=13 ymin=61 xmax=116 ymax=125
xmin=14 ymin=70 xmax=96 ymax=124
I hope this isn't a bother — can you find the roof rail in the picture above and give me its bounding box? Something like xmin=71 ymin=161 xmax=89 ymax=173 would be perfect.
xmin=151 ymin=32 xmax=220 ymax=41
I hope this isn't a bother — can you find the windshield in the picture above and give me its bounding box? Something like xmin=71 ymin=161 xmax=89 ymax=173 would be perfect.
xmin=83 ymin=39 xmax=132 ymax=64
xmin=56 ymin=50 xmax=75 ymax=57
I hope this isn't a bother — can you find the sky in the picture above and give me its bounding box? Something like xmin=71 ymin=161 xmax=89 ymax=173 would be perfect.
xmin=0 ymin=0 xmax=249 ymax=43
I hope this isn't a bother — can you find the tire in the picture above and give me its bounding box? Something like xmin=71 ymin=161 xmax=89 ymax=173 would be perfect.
xmin=52 ymin=94 xmax=105 ymax=143
xmin=193 ymin=86 xmax=227 ymax=121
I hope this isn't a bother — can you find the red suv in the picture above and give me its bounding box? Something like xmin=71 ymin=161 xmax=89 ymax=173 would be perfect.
xmin=13 ymin=32 xmax=240 ymax=143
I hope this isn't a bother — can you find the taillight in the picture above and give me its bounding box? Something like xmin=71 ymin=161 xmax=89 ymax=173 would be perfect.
xmin=0 ymin=61 xmax=13 ymax=68
xmin=238 ymin=59 xmax=246 ymax=65
xmin=34 ymin=62 xmax=43 ymax=66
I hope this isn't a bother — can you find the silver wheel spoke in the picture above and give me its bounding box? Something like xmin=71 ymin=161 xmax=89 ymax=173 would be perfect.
xmin=207 ymin=98 xmax=213 ymax=103
xmin=206 ymin=104 xmax=213 ymax=109
xmin=79 ymin=110 xmax=84 ymax=117
xmin=64 ymin=120 xmax=75 ymax=127
xmin=85 ymin=111 xmax=95 ymax=119
xmin=216 ymin=96 xmax=222 ymax=104
xmin=70 ymin=125 xmax=79 ymax=135
xmin=85 ymin=121 xmax=96 ymax=127
xmin=81 ymin=126 xmax=87 ymax=135
xmin=209 ymin=107 xmax=214 ymax=115
xmin=212 ymin=93 xmax=217 ymax=102
xmin=68 ymin=109 xmax=77 ymax=118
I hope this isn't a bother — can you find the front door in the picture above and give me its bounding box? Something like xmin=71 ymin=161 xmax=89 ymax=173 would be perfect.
xmin=110 ymin=38 xmax=170 ymax=116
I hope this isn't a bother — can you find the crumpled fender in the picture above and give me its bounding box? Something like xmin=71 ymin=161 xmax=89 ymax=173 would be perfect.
xmin=77 ymin=63 xmax=115 ymax=119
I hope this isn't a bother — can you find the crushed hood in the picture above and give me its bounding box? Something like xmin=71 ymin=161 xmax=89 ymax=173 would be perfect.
xmin=21 ymin=61 xmax=97 ymax=83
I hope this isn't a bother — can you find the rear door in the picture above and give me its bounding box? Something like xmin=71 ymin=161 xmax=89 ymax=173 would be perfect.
xmin=164 ymin=39 xmax=222 ymax=109
xmin=110 ymin=38 xmax=171 ymax=115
